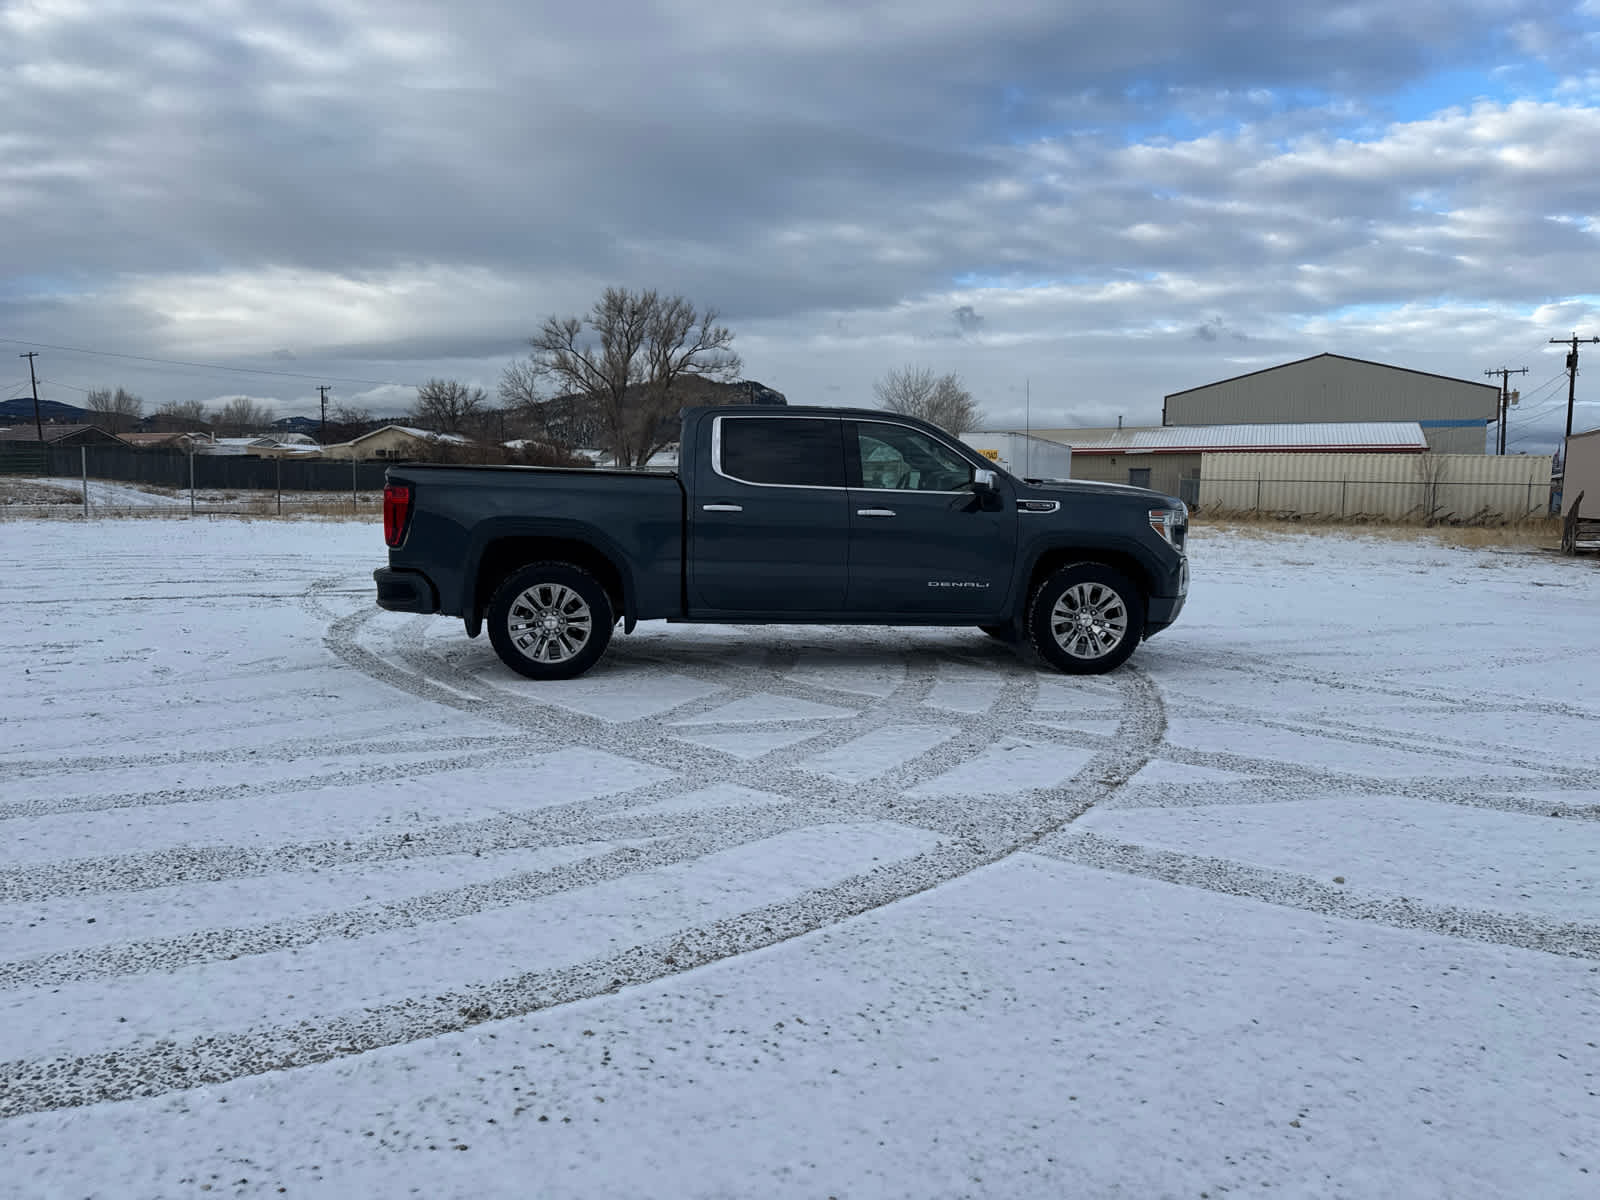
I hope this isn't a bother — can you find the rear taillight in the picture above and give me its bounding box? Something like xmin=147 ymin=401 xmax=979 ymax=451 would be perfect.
xmin=383 ymin=484 xmax=412 ymax=547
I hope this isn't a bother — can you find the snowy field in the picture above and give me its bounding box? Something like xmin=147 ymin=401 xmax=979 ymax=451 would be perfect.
xmin=1 ymin=518 xmax=1596 ymax=1199
xmin=1 ymin=477 xmax=377 ymax=515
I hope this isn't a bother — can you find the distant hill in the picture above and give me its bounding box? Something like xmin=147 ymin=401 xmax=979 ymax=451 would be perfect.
xmin=672 ymin=378 xmax=787 ymax=407
xmin=546 ymin=376 xmax=787 ymax=411
xmin=0 ymin=397 xmax=89 ymax=425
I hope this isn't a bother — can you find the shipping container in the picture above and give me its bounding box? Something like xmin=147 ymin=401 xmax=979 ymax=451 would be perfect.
xmin=960 ymin=431 xmax=1072 ymax=480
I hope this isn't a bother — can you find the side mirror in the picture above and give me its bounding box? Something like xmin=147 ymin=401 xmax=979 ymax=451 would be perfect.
xmin=973 ymin=468 xmax=997 ymax=493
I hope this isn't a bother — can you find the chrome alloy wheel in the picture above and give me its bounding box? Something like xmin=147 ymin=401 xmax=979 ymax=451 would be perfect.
xmin=506 ymin=583 xmax=593 ymax=663
xmin=1049 ymin=580 xmax=1130 ymax=660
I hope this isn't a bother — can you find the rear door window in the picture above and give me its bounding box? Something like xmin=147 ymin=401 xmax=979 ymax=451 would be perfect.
xmin=717 ymin=417 xmax=844 ymax=488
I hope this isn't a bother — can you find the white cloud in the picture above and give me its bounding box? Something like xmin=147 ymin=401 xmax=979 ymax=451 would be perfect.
xmin=2 ymin=1 xmax=1598 ymax=449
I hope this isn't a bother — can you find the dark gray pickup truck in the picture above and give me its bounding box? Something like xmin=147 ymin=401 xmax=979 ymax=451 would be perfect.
xmin=374 ymin=405 xmax=1189 ymax=679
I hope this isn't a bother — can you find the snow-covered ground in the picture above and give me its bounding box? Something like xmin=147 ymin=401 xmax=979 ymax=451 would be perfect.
xmin=1 ymin=519 xmax=1596 ymax=1199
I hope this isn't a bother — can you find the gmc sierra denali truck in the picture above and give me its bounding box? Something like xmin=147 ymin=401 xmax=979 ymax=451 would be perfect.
xmin=374 ymin=405 xmax=1189 ymax=680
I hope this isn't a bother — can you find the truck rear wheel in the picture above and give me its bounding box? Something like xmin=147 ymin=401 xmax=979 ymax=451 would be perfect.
xmin=1026 ymin=562 xmax=1144 ymax=675
xmin=487 ymin=562 xmax=613 ymax=680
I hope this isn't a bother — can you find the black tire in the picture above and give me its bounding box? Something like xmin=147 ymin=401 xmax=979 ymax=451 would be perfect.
xmin=487 ymin=562 xmax=614 ymax=680
xmin=1026 ymin=562 xmax=1144 ymax=675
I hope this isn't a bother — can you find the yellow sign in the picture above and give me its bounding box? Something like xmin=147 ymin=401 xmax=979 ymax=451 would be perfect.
xmin=977 ymin=449 xmax=1000 ymax=460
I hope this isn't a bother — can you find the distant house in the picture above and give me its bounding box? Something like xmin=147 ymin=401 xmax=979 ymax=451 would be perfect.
xmin=0 ymin=424 xmax=128 ymax=448
xmin=120 ymin=431 xmax=324 ymax=457
xmin=319 ymin=425 xmax=473 ymax=461
xmin=139 ymin=412 xmax=215 ymax=435
xmin=121 ymin=431 xmax=214 ymax=453
xmin=197 ymin=437 xmax=287 ymax=456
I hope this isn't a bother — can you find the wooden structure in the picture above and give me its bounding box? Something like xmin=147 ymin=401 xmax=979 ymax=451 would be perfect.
xmin=1561 ymin=491 xmax=1600 ymax=556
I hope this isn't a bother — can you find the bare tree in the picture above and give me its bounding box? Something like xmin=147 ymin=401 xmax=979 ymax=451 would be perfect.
xmin=411 ymin=379 xmax=488 ymax=436
xmin=873 ymin=366 xmax=983 ymax=436
xmin=324 ymin=403 xmax=376 ymax=445
xmin=84 ymin=387 xmax=143 ymax=434
xmin=1414 ymin=453 xmax=1449 ymax=524
xmin=516 ymin=287 xmax=741 ymax=468
xmin=498 ymin=359 xmax=606 ymax=451
xmin=151 ymin=399 xmax=212 ymax=431
xmin=212 ymin=396 xmax=275 ymax=437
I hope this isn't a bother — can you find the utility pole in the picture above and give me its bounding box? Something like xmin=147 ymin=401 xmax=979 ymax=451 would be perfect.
xmin=1483 ymin=366 xmax=1527 ymax=455
xmin=19 ymin=351 xmax=42 ymax=441
xmin=1024 ymin=377 xmax=1031 ymax=477
xmin=318 ymin=385 xmax=331 ymax=446
xmin=1550 ymin=332 xmax=1600 ymax=441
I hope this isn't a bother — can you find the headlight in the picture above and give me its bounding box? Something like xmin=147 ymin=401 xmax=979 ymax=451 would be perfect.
xmin=1148 ymin=506 xmax=1185 ymax=544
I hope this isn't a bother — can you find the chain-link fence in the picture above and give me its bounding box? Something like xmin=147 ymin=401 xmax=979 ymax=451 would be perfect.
xmin=0 ymin=446 xmax=393 ymax=516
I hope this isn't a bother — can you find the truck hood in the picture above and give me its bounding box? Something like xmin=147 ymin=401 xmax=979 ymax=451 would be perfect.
xmin=1021 ymin=478 xmax=1185 ymax=508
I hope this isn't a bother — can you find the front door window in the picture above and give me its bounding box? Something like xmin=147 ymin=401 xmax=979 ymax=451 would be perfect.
xmin=855 ymin=424 xmax=974 ymax=492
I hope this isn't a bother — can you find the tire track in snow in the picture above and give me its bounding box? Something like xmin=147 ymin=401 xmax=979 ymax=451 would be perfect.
xmin=1040 ymin=831 xmax=1600 ymax=960
xmin=0 ymin=744 xmax=561 ymax=822
xmin=0 ymin=733 xmax=519 ymax=787
xmin=0 ymin=614 xmax=1164 ymax=1116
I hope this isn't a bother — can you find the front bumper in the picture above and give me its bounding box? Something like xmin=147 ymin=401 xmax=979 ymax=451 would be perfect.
xmin=374 ymin=567 xmax=438 ymax=614
xmin=1144 ymin=556 xmax=1187 ymax=637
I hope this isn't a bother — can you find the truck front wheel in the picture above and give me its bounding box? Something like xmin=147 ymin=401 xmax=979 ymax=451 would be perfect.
xmin=1026 ymin=563 xmax=1144 ymax=675
xmin=487 ymin=562 xmax=613 ymax=680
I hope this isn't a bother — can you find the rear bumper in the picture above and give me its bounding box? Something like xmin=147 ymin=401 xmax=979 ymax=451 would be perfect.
xmin=374 ymin=567 xmax=438 ymax=614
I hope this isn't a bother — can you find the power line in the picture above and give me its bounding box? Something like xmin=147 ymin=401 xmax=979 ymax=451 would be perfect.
xmin=37 ymin=377 xmax=91 ymax=394
xmin=1501 ymin=372 xmax=1581 ymax=449
xmin=0 ymin=337 xmax=416 ymax=389
xmin=1507 ymin=391 xmax=1575 ymax=427
xmin=1505 ymin=403 xmax=1589 ymax=449
xmin=1506 ymin=370 xmax=1568 ymax=408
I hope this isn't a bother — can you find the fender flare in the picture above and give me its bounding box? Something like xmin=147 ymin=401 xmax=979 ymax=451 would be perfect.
xmin=463 ymin=517 xmax=640 ymax=632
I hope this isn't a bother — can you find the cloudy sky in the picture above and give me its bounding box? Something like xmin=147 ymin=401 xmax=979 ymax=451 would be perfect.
xmin=3 ymin=0 xmax=1599 ymax=451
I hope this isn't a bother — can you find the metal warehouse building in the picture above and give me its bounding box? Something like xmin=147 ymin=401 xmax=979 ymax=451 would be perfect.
xmin=1163 ymin=353 xmax=1500 ymax=454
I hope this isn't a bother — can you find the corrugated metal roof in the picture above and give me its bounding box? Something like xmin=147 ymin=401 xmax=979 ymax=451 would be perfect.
xmin=1067 ymin=421 xmax=1429 ymax=453
xmin=1163 ymin=353 xmax=1499 ymax=399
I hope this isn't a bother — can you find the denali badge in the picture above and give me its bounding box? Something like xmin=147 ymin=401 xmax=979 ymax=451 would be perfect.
xmin=927 ymin=581 xmax=991 ymax=588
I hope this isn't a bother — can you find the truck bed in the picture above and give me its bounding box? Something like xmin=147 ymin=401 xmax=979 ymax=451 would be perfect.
xmin=381 ymin=462 xmax=687 ymax=622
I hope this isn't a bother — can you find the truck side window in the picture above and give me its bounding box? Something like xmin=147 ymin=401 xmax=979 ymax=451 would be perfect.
xmin=718 ymin=417 xmax=844 ymax=487
xmin=855 ymin=423 xmax=974 ymax=492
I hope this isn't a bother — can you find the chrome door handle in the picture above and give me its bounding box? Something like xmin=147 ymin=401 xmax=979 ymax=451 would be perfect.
xmin=856 ymin=508 xmax=896 ymax=518
xmin=702 ymin=503 xmax=743 ymax=512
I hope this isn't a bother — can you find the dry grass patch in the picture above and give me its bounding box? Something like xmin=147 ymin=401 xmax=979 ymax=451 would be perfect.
xmin=0 ymin=480 xmax=81 ymax=506
xmin=1192 ymin=512 xmax=1562 ymax=550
